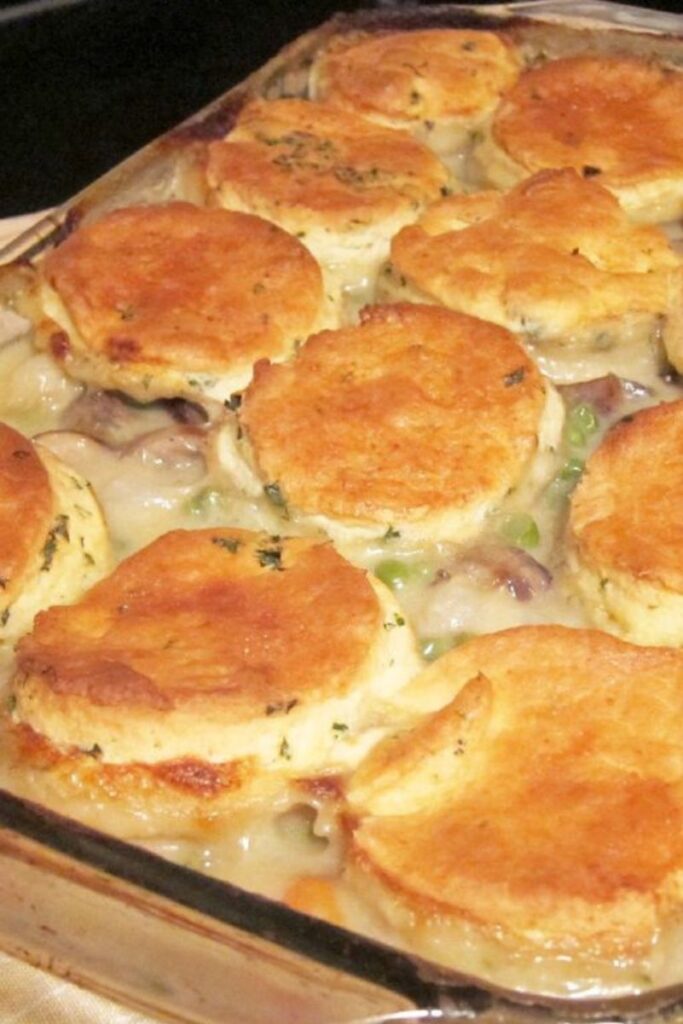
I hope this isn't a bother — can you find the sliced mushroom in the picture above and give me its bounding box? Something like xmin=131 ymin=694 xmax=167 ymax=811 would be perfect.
xmin=441 ymin=544 xmax=553 ymax=603
xmin=418 ymin=544 xmax=554 ymax=639
xmin=558 ymin=374 xmax=650 ymax=416
xmin=163 ymin=397 xmax=209 ymax=427
xmin=60 ymin=389 xmax=190 ymax=447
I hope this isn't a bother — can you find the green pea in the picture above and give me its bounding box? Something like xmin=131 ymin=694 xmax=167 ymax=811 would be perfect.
xmin=559 ymin=457 xmax=585 ymax=482
xmin=498 ymin=512 xmax=540 ymax=550
xmin=564 ymin=402 xmax=599 ymax=450
xmin=374 ymin=558 xmax=422 ymax=591
xmin=186 ymin=487 xmax=224 ymax=516
xmin=419 ymin=633 xmax=473 ymax=662
xmin=545 ymin=458 xmax=585 ymax=505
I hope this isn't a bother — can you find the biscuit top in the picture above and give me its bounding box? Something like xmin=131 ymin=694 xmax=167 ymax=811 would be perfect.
xmin=42 ymin=202 xmax=324 ymax=373
xmin=16 ymin=529 xmax=382 ymax=718
xmin=205 ymin=99 xmax=448 ymax=232
xmin=0 ymin=424 xmax=53 ymax=605
xmin=315 ymin=29 xmax=519 ymax=124
xmin=391 ymin=169 xmax=679 ymax=330
xmin=493 ymin=56 xmax=683 ymax=186
xmin=351 ymin=626 xmax=683 ymax=954
xmin=569 ymin=400 xmax=683 ymax=593
xmin=241 ymin=303 xmax=545 ymax=524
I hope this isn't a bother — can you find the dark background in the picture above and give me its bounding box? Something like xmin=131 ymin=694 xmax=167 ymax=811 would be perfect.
xmin=0 ymin=0 xmax=363 ymax=216
xmin=1 ymin=0 xmax=680 ymax=217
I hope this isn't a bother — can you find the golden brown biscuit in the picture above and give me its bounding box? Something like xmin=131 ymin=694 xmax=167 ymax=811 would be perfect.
xmin=228 ymin=303 xmax=562 ymax=546
xmin=483 ymin=55 xmax=683 ymax=223
xmin=203 ymin=99 xmax=449 ymax=291
xmin=568 ymin=399 xmax=683 ymax=645
xmin=9 ymin=528 xmax=421 ymax=836
xmin=0 ymin=422 xmax=111 ymax=644
xmin=387 ymin=169 xmax=683 ymax=381
xmin=348 ymin=626 xmax=683 ymax=976
xmin=311 ymin=28 xmax=520 ymax=161
xmin=40 ymin=202 xmax=332 ymax=403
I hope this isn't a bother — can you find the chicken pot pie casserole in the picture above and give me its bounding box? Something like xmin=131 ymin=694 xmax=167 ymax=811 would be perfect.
xmin=5 ymin=13 xmax=683 ymax=1002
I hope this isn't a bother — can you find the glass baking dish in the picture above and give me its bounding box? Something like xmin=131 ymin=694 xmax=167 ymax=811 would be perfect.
xmin=2 ymin=2 xmax=683 ymax=1020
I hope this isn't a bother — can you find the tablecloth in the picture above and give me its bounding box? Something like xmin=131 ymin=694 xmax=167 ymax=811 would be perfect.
xmin=0 ymin=951 xmax=162 ymax=1023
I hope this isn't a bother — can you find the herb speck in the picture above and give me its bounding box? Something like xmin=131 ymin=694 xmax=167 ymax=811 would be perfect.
xmin=504 ymin=367 xmax=526 ymax=387
xmin=40 ymin=515 xmax=70 ymax=572
xmin=264 ymin=482 xmax=288 ymax=514
xmin=256 ymin=544 xmax=284 ymax=571
xmin=212 ymin=536 xmax=242 ymax=554
xmin=266 ymin=698 xmax=298 ymax=716
xmin=279 ymin=737 xmax=292 ymax=760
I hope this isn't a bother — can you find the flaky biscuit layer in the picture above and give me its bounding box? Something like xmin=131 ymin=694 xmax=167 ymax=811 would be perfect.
xmin=388 ymin=169 xmax=682 ymax=374
xmin=204 ymin=99 xmax=449 ymax=289
xmin=311 ymin=29 xmax=519 ymax=159
xmin=234 ymin=303 xmax=560 ymax=545
xmin=40 ymin=202 xmax=331 ymax=403
xmin=485 ymin=56 xmax=683 ymax=223
xmin=349 ymin=625 xmax=683 ymax=961
xmin=0 ymin=422 xmax=111 ymax=644
xmin=9 ymin=528 xmax=422 ymax=832
xmin=569 ymin=399 xmax=683 ymax=645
